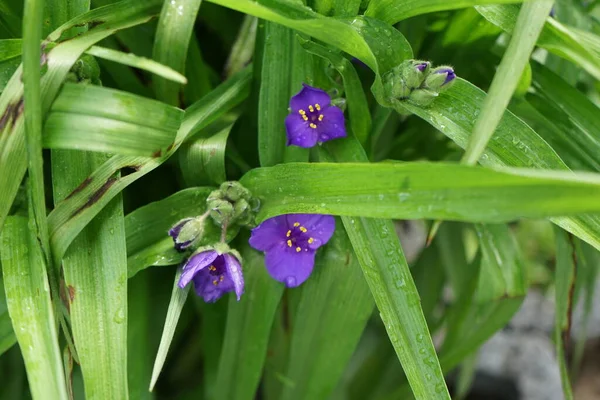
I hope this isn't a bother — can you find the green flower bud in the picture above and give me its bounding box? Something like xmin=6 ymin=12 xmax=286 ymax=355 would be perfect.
xmin=408 ymin=88 xmax=439 ymax=107
xmin=169 ymin=216 xmax=207 ymax=252
xmin=424 ymin=66 xmax=456 ymax=92
xmin=220 ymin=181 xmax=251 ymax=202
xmin=209 ymin=199 xmax=234 ymax=225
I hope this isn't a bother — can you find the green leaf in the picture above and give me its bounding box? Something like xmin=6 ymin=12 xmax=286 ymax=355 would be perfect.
xmin=258 ymin=20 xmax=292 ymax=167
xmin=474 ymin=223 xmax=527 ymax=302
xmin=476 ymin=4 xmax=600 ymax=80
xmin=224 ymin=15 xmax=257 ymax=78
xmin=299 ymin=38 xmax=371 ymax=147
xmin=86 ymin=45 xmax=187 ymax=83
xmin=52 ymin=150 xmax=129 ymax=399
xmin=213 ymin=239 xmax=284 ymax=400
xmin=553 ymin=227 xmax=576 ymax=400
xmin=47 ymin=67 xmax=251 ymax=266
xmin=44 ymin=83 xmax=183 ymax=157
xmin=152 ymin=0 xmax=202 ymax=104
xmin=150 ymin=269 xmax=190 ymax=390
xmin=0 ymin=216 xmax=67 ymax=400
xmin=319 ymin=139 xmax=450 ymax=400
xmin=125 ymin=187 xmax=216 ymax=278
xmin=462 ymin=0 xmax=554 ymax=165
xmin=241 ymin=161 xmax=600 ymax=223
xmin=280 ymin=223 xmax=373 ymax=400
xmin=365 ymin=0 xmax=525 ymax=25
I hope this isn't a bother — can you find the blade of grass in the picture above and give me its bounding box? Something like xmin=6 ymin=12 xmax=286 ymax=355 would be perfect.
xmin=476 ymin=4 xmax=600 ymax=80
xmin=365 ymin=0 xmax=525 ymax=25
xmin=462 ymin=0 xmax=554 ymax=165
xmin=44 ymin=83 xmax=183 ymax=156
xmin=318 ymin=138 xmax=450 ymax=400
xmin=52 ymin=150 xmax=129 ymax=399
xmin=280 ymin=223 xmax=373 ymax=400
xmin=241 ymin=161 xmax=600 ymax=223
xmin=553 ymin=227 xmax=576 ymax=400
xmin=0 ymin=216 xmax=67 ymax=400
xmin=224 ymin=15 xmax=257 ymax=78
xmin=86 ymin=46 xmax=187 ymax=83
xmin=152 ymin=0 xmax=202 ymax=105
xmin=213 ymin=238 xmax=284 ymax=400
xmin=257 ymin=19 xmax=292 ymax=167
xmin=149 ymin=269 xmax=190 ymax=390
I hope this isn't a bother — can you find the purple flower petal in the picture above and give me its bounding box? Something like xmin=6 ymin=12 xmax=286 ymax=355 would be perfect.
xmin=168 ymin=218 xmax=192 ymax=239
xmin=249 ymin=216 xmax=288 ymax=252
xmin=178 ymin=250 xmax=218 ymax=289
xmin=264 ymin=246 xmax=316 ymax=287
xmin=223 ymin=253 xmax=244 ymax=300
xmin=289 ymin=84 xmax=331 ymax=113
xmin=284 ymin=214 xmax=335 ymax=249
xmin=316 ymin=106 xmax=346 ymax=143
xmin=285 ymin=114 xmax=318 ymax=148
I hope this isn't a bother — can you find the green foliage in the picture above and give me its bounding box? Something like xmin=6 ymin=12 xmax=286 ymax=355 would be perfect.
xmin=2 ymin=0 xmax=600 ymax=399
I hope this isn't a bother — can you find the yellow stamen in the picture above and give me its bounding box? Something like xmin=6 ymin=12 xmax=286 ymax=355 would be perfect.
xmin=287 ymin=239 xmax=292 ymax=247
xmin=308 ymin=237 xmax=314 ymax=244
xmin=318 ymin=114 xmax=324 ymax=121
xmin=299 ymin=226 xmax=307 ymax=233
xmin=293 ymin=222 xmax=300 ymax=227
xmin=220 ymin=276 xmax=224 ymax=282
xmin=212 ymin=279 xmax=218 ymax=286
xmin=315 ymin=104 xmax=321 ymax=111
xmin=302 ymin=115 xmax=308 ymax=121
xmin=296 ymin=247 xmax=301 ymax=252
xmin=209 ymin=265 xmax=216 ymax=271
xmin=308 ymin=105 xmax=314 ymax=112
xmin=299 ymin=109 xmax=306 ymax=115
xmin=286 ymin=230 xmax=291 ymax=237
xmin=309 ymin=123 xmax=317 ymax=129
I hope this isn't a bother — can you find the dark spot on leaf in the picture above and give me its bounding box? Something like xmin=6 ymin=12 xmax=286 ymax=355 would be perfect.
xmin=152 ymin=149 xmax=162 ymax=158
xmin=71 ymin=176 xmax=118 ymax=217
xmin=66 ymin=177 xmax=93 ymax=200
xmin=345 ymin=253 xmax=351 ymax=266
xmin=0 ymin=98 xmax=24 ymax=132
xmin=89 ymin=20 xmax=104 ymax=30
xmin=563 ymin=234 xmax=578 ymax=356
xmin=210 ymin=149 xmax=217 ymax=157
xmin=167 ymin=143 xmax=175 ymax=152
xmin=120 ymin=165 xmax=140 ymax=177
xmin=68 ymin=285 xmax=76 ymax=302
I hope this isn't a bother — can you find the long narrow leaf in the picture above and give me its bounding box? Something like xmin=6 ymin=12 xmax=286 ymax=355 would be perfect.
xmin=0 ymin=216 xmax=67 ymax=400
xmin=462 ymin=0 xmax=554 ymax=164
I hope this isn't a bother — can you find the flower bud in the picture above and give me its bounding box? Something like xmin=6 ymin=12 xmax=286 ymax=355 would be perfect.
xmin=220 ymin=181 xmax=251 ymax=202
xmin=382 ymin=60 xmax=430 ymax=101
xmin=408 ymin=88 xmax=438 ymax=107
xmin=169 ymin=217 xmax=206 ymax=252
xmin=424 ymin=66 xmax=456 ymax=92
xmin=209 ymin=199 xmax=234 ymax=225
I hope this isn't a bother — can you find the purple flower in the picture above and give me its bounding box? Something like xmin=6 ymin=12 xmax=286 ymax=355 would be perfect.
xmin=249 ymin=214 xmax=335 ymax=287
xmin=178 ymin=250 xmax=244 ymax=303
xmin=285 ymin=84 xmax=347 ymax=148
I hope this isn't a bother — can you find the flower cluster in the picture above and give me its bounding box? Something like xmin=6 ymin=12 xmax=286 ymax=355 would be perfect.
xmin=172 ymin=68 xmax=454 ymax=301
xmin=382 ymin=60 xmax=456 ymax=107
